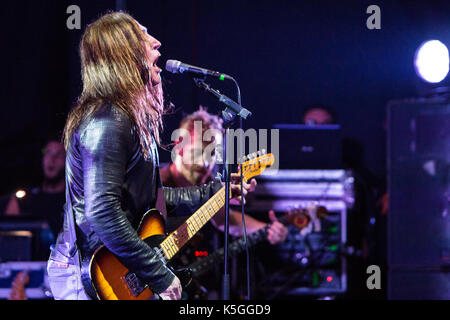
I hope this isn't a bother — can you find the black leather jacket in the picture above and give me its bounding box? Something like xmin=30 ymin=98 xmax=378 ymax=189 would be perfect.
xmin=53 ymin=103 xmax=222 ymax=294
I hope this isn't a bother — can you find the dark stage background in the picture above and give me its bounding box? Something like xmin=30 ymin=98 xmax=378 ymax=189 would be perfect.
xmin=1 ymin=0 xmax=450 ymax=195
xmin=1 ymin=0 xmax=450 ymax=301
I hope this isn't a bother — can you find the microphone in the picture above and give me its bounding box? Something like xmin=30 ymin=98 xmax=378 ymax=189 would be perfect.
xmin=165 ymin=60 xmax=232 ymax=80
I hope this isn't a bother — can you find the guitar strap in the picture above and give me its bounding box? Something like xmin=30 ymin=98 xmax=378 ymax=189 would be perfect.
xmin=65 ymin=176 xmax=81 ymax=267
xmin=155 ymin=169 xmax=167 ymax=220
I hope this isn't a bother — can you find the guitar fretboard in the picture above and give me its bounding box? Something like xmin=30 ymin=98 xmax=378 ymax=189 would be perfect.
xmin=159 ymin=186 xmax=226 ymax=260
xmin=157 ymin=152 xmax=274 ymax=261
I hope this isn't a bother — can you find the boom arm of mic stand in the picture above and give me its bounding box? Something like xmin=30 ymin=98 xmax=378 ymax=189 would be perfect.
xmin=192 ymin=78 xmax=252 ymax=120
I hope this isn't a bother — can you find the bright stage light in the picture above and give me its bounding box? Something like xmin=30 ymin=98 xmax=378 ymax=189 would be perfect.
xmin=15 ymin=190 xmax=26 ymax=198
xmin=414 ymin=40 xmax=449 ymax=83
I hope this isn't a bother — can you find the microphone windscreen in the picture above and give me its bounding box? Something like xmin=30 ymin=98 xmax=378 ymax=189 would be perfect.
xmin=165 ymin=60 xmax=181 ymax=74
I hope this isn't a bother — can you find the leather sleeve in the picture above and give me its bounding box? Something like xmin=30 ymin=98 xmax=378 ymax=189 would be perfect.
xmin=79 ymin=109 xmax=174 ymax=294
xmin=163 ymin=177 xmax=223 ymax=215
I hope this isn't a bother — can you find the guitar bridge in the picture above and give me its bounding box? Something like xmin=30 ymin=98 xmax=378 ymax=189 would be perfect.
xmin=121 ymin=272 xmax=148 ymax=297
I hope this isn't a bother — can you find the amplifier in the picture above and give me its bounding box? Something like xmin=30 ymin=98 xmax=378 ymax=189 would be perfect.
xmin=0 ymin=261 xmax=52 ymax=299
xmin=0 ymin=220 xmax=54 ymax=261
xmin=245 ymin=169 xmax=354 ymax=297
xmin=387 ymin=97 xmax=450 ymax=299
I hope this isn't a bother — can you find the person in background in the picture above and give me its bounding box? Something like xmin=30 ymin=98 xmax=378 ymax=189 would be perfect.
xmin=1 ymin=139 xmax=65 ymax=299
xmin=161 ymin=107 xmax=288 ymax=299
xmin=3 ymin=139 xmax=66 ymax=258
xmin=300 ymin=104 xmax=386 ymax=298
xmin=301 ymin=104 xmax=336 ymax=125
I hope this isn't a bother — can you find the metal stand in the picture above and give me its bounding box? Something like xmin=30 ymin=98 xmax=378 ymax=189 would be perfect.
xmin=191 ymin=77 xmax=251 ymax=300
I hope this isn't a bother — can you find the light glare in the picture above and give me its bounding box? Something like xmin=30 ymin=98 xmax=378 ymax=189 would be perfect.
xmin=414 ymin=40 xmax=449 ymax=83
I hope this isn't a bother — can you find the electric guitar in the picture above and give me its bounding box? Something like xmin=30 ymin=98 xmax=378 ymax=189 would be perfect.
xmin=187 ymin=205 xmax=328 ymax=279
xmin=81 ymin=151 xmax=275 ymax=300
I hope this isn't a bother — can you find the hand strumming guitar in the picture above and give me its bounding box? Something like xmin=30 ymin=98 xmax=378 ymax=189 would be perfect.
xmin=158 ymin=276 xmax=182 ymax=300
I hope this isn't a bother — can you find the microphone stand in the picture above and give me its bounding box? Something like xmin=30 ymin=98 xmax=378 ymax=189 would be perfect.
xmin=192 ymin=78 xmax=251 ymax=121
xmin=191 ymin=77 xmax=251 ymax=300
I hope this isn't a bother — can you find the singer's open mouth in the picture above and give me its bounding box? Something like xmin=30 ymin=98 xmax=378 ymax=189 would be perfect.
xmin=153 ymin=55 xmax=161 ymax=72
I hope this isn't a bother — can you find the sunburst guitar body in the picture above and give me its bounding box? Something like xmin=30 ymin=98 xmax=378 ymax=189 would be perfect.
xmin=81 ymin=151 xmax=275 ymax=300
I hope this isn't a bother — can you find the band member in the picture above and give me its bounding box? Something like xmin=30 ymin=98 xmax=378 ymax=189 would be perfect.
xmin=3 ymin=139 xmax=66 ymax=259
xmin=161 ymin=107 xmax=288 ymax=299
xmin=47 ymin=11 xmax=253 ymax=300
xmin=301 ymin=104 xmax=336 ymax=125
xmin=162 ymin=108 xmax=287 ymax=242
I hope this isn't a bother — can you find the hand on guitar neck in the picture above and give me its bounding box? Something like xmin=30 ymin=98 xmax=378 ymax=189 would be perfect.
xmin=229 ymin=172 xmax=257 ymax=205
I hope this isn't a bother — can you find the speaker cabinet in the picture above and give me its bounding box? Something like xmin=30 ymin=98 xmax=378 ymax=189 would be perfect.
xmin=387 ymin=97 xmax=450 ymax=299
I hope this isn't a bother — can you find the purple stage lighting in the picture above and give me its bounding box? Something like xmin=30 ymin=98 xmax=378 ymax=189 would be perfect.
xmin=414 ymin=40 xmax=449 ymax=83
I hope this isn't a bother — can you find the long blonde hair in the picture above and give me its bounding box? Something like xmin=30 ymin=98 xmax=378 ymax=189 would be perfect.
xmin=63 ymin=11 xmax=164 ymax=158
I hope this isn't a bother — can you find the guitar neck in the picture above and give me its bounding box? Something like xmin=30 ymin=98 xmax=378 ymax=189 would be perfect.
xmin=188 ymin=215 xmax=290 ymax=277
xmin=158 ymin=152 xmax=275 ymax=262
xmin=159 ymin=186 xmax=226 ymax=260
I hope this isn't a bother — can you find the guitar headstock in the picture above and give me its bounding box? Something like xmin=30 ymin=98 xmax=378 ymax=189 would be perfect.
xmin=285 ymin=204 xmax=328 ymax=230
xmin=238 ymin=150 xmax=274 ymax=181
xmin=286 ymin=208 xmax=310 ymax=230
xmin=8 ymin=271 xmax=29 ymax=300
